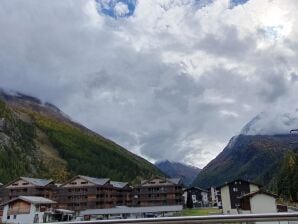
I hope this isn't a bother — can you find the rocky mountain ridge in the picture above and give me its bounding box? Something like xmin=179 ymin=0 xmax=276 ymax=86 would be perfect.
xmin=155 ymin=160 xmax=201 ymax=186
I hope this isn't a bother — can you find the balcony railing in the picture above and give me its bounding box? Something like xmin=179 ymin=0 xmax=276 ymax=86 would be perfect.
xmin=44 ymin=212 xmax=298 ymax=224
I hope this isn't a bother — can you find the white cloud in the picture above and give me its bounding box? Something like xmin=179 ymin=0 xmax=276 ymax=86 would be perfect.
xmin=114 ymin=2 xmax=129 ymax=17
xmin=1 ymin=0 xmax=298 ymax=167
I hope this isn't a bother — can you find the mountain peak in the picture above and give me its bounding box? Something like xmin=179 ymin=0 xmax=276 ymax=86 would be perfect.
xmin=155 ymin=160 xmax=201 ymax=186
xmin=241 ymin=110 xmax=298 ymax=136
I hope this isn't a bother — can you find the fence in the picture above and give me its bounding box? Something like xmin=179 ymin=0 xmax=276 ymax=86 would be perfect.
xmin=44 ymin=212 xmax=298 ymax=224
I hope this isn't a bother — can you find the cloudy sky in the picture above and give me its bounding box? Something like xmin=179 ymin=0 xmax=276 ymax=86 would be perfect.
xmin=1 ymin=0 xmax=298 ymax=168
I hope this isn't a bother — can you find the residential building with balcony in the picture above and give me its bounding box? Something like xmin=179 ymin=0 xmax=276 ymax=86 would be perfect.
xmin=2 ymin=177 xmax=57 ymax=202
xmin=57 ymin=175 xmax=116 ymax=212
xmin=111 ymin=181 xmax=132 ymax=206
xmin=133 ymin=177 xmax=183 ymax=207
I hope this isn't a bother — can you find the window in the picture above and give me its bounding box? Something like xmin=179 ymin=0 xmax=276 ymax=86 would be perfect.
xmin=13 ymin=215 xmax=17 ymax=219
xmin=233 ymin=187 xmax=238 ymax=192
xmin=7 ymin=215 xmax=10 ymax=220
xmin=22 ymin=182 xmax=29 ymax=185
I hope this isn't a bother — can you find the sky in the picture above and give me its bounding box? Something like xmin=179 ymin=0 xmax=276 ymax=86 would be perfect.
xmin=1 ymin=0 xmax=298 ymax=168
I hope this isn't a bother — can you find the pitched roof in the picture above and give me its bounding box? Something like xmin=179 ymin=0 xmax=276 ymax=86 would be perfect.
xmin=185 ymin=186 xmax=209 ymax=192
xmin=79 ymin=176 xmax=110 ymax=186
xmin=239 ymin=190 xmax=278 ymax=199
xmin=1 ymin=196 xmax=56 ymax=206
xmin=60 ymin=175 xmax=110 ymax=187
xmin=140 ymin=176 xmax=182 ymax=186
xmin=4 ymin=177 xmax=54 ymax=188
xmin=110 ymin=181 xmax=128 ymax=189
xmin=167 ymin=178 xmax=182 ymax=185
xmin=217 ymin=179 xmax=262 ymax=189
xmin=20 ymin=177 xmax=54 ymax=187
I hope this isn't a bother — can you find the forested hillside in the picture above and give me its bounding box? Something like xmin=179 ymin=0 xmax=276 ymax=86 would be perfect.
xmin=0 ymin=92 xmax=162 ymax=184
xmin=276 ymin=150 xmax=298 ymax=202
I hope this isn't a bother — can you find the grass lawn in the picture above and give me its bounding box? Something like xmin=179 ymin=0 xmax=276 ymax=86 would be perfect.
xmin=177 ymin=207 xmax=222 ymax=216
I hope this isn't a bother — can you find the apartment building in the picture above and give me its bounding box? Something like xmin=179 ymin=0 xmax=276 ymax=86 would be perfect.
xmin=57 ymin=175 xmax=117 ymax=212
xmin=111 ymin=181 xmax=132 ymax=206
xmin=133 ymin=177 xmax=183 ymax=207
xmin=2 ymin=177 xmax=57 ymax=202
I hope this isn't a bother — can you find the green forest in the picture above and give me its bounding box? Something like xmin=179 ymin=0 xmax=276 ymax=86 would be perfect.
xmin=0 ymin=99 xmax=161 ymax=184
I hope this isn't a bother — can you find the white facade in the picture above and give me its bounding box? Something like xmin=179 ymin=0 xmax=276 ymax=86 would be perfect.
xmin=221 ymin=185 xmax=235 ymax=214
xmin=250 ymin=194 xmax=277 ymax=214
xmin=1 ymin=196 xmax=56 ymax=224
xmin=220 ymin=182 xmax=260 ymax=214
xmin=201 ymin=192 xmax=209 ymax=206
xmin=2 ymin=204 xmax=49 ymax=224
xmin=2 ymin=204 xmax=51 ymax=224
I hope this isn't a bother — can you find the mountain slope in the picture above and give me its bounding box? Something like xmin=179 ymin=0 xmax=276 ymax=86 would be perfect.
xmin=192 ymin=134 xmax=298 ymax=189
xmin=0 ymin=91 xmax=162 ymax=184
xmin=156 ymin=160 xmax=201 ymax=186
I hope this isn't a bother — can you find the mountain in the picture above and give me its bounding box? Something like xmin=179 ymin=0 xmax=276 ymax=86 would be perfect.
xmin=193 ymin=109 xmax=298 ymax=192
xmin=155 ymin=160 xmax=201 ymax=186
xmin=241 ymin=111 xmax=298 ymax=136
xmin=0 ymin=90 xmax=162 ymax=184
xmin=192 ymin=133 xmax=298 ymax=189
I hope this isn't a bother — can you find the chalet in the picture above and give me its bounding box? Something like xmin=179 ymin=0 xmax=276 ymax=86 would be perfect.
xmin=184 ymin=187 xmax=209 ymax=208
xmin=239 ymin=190 xmax=278 ymax=214
xmin=111 ymin=181 xmax=132 ymax=206
xmin=57 ymin=175 xmax=116 ymax=212
xmin=210 ymin=186 xmax=222 ymax=207
xmin=133 ymin=177 xmax=183 ymax=207
xmin=2 ymin=177 xmax=57 ymax=202
xmin=1 ymin=196 xmax=56 ymax=224
xmin=217 ymin=179 xmax=261 ymax=214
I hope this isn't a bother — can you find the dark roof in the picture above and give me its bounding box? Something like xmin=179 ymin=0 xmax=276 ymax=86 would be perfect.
xmin=110 ymin=181 xmax=129 ymax=189
xmin=140 ymin=176 xmax=182 ymax=186
xmin=167 ymin=178 xmax=182 ymax=185
xmin=60 ymin=175 xmax=110 ymax=187
xmin=217 ymin=179 xmax=262 ymax=189
xmin=4 ymin=177 xmax=54 ymax=188
xmin=185 ymin=186 xmax=209 ymax=192
xmin=239 ymin=190 xmax=278 ymax=199
xmin=80 ymin=176 xmax=110 ymax=186
xmin=20 ymin=177 xmax=54 ymax=187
